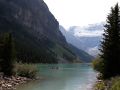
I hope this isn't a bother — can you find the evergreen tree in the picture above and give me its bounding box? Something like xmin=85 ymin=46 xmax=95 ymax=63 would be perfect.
xmin=1 ymin=33 xmax=15 ymax=76
xmin=100 ymin=3 xmax=120 ymax=79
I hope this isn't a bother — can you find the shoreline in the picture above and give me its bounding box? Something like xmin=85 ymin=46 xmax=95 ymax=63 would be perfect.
xmin=0 ymin=75 xmax=34 ymax=90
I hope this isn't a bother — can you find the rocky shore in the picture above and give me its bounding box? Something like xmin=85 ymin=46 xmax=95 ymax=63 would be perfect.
xmin=0 ymin=74 xmax=32 ymax=90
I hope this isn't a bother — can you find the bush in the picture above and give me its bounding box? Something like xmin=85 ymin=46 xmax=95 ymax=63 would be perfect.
xmin=14 ymin=63 xmax=38 ymax=78
xmin=94 ymin=77 xmax=120 ymax=90
xmin=94 ymin=81 xmax=106 ymax=90
xmin=110 ymin=77 xmax=120 ymax=90
xmin=92 ymin=57 xmax=104 ymax=74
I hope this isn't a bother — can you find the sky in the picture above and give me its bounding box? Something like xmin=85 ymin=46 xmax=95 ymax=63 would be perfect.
xmin=44 ymin=0 xmax=120 ymax=29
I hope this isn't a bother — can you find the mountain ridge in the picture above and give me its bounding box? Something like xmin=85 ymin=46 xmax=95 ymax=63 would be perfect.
xmin=0 ymin=0 xmax=75 ymax=63
xmin=68 ymin=44 xmax=94 ymax=62
xmin=59 ymin=24 xmax=103 ymax=56
xmin=0 ymin=0 xmax=94 ymax=63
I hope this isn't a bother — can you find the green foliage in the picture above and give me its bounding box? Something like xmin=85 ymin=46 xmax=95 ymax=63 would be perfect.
xmin=94 ymin=77 xmax=120 ymax=90
xmin=1 ymin=33 xmax=15 ymax=76
xmin=94 ymin=81 xmax=105 ymax=90
xmin=100 ymin=3 xmax=120 ymax=79
xmin=92 ymin=57 xmax=104 ymax=74
xmin=14 ymin=63 xmax=38 ymax=78
xmin=110 ymin=77 xmax=120 ymax=90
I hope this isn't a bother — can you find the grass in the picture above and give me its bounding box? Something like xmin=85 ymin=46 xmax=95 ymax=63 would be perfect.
xmin=94 ymin=76 xmax=120 ymax=90
xmin=110 ymin=77 xmax=120 ymax=90
xmin=94 ymin=81 xmax=106 ymax=90
xmin=14 ymin=62 xmax=38 ymax=78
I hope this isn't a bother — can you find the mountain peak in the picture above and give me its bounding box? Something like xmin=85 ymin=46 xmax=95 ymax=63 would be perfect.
xmin=59 ymin=24 xmax=103 ymax=57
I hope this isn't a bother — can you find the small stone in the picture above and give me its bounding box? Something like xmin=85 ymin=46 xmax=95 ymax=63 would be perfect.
xmin=7 ymin=84 xmax=12 ymax=87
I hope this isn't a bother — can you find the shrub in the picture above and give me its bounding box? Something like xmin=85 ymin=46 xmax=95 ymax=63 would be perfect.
xmin=92 ymin=57 xmax=104 ymax=74
xmin=14 ymin=63 xmax=38 ymax=78
xmin=110 ymin=77 xmax=120 ymax=90
xmin=94 ymin=77 xmax=120 ymax=90
xmin=94 ymin=81 xmax=106 ymax=90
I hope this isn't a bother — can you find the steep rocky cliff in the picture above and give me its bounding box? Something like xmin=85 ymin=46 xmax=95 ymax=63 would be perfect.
xmin=0 ymin=0 xmax=76 ymax=63
xmin=0 ymin=0 xmax=66 ymax=45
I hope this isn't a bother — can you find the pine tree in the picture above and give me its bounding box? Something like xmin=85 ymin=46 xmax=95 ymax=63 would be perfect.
xmin=100 ymin=3 xmax=120 ymax=79
xmin=1 ymin=33 xmax=15 ymax=76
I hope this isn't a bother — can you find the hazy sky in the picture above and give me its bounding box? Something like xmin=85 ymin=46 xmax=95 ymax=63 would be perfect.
xmin=44 ymin=0 xmax=120 ymax=29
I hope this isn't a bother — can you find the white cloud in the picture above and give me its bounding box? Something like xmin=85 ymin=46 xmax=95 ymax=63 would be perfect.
xmin=44 ymin=0 xmax=120 ymax=29
xmin=72 ymin=23 xmax=104 ymax=37
xmin=74 ymin=30 xmax=104 ymax=37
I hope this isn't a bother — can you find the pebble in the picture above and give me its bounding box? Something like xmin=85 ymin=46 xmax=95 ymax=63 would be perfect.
xmin=0 ymin=75 xmax=31 ymax=90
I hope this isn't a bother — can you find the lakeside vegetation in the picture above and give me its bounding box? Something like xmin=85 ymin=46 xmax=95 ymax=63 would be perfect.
xmin=14 ymin=63 xmax=38 ymax=78
xmin=94 ymin=76 xmax=120 ymax=90
xmin=93 ymin=3 xmax=120 ymax=90
xmin=0 ymin=33 xmax=38 ymax=89
xmin=0 ymin=33 xmax=38 ymax=78
xmin=0 ymin=33 xmax=15 ymax=76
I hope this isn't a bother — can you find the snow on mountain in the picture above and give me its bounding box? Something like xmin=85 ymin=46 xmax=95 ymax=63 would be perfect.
xmin=59 ymin=22 xmax=104 ymax=56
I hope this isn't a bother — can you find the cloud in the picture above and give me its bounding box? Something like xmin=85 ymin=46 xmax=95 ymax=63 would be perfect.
xmin=73 ymin=23 xmax=104 ymax=37
xmin=74 ymin=30 xmax=104 ymax=37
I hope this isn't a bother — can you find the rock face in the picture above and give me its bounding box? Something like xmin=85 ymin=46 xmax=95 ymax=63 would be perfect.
xmin=0 ymin=0 xmax=66 ymax=45
xmin=0 ymin=0 xmax=77 ymax=63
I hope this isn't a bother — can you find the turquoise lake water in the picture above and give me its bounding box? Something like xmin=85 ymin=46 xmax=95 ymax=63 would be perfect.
xmin=17 ymin=64 xmax=97 ymax=90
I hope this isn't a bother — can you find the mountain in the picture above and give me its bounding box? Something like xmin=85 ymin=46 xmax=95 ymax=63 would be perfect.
xmin=0 ymin=0 xmax=77 ymax=63
xmin=68 ymin=44 xmax=94 ymax=62
xmin=59 ymin=24 xmax=104 ymax=56
xmin=60 ymin=26 xmax=94 ymax=62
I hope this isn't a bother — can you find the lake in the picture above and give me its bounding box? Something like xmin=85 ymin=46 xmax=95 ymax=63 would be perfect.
xmin=16 ymin=64 xmax=97 ymax=90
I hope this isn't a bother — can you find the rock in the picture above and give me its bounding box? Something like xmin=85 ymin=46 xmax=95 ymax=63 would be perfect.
xmin=0 ymin=74 xmax=32 ymax=90
xmin=98 ymin=80 xmax=103 ymax=82
xmin=2 ymin=84 xmax=6 ymax=87
xmin=7 ymin=84 xmax=12 ymax=87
